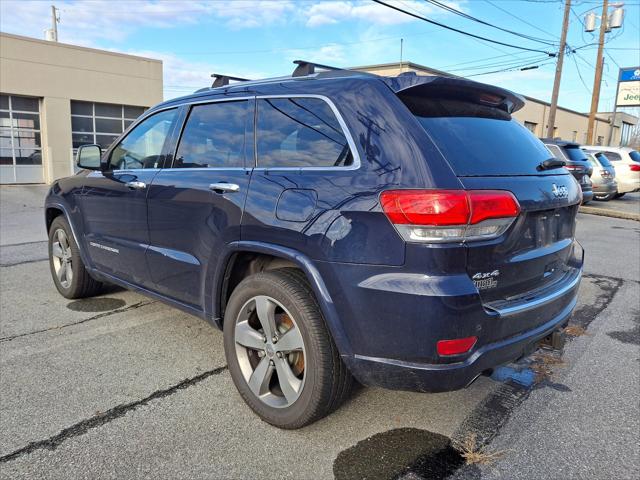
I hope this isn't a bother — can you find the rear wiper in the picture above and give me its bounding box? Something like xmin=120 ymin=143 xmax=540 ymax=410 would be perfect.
xmin=538 ymin=158 xmax=566 ymax=170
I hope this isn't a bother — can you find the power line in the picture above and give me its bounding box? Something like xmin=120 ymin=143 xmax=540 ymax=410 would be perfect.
xmin=466 ymin=60 xmax=555 ymax=77
xmin=371 ymin=0 xmax=556 ymax=54
xmin=424 ymin=0 xmax=559 ymax=45
xmin=483 ymin=0 xmax=561 ymax=39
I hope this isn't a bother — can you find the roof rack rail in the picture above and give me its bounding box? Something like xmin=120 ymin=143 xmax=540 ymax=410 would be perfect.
xmin=210 ymin=73 xmax=251 ymax=88
xmin=292 ymin=60 xmax=342 ymax=77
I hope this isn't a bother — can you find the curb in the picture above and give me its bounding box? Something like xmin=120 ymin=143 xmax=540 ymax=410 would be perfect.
xmin=579 ymin=205 xmax=640 ymax=222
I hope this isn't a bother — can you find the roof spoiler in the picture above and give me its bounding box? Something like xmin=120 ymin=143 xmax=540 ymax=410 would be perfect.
xmin=384 ymin=74 xmax=525 ymax=114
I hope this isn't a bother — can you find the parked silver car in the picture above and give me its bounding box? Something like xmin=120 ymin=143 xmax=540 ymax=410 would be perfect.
xmin=582 ymin=150 xmax=617 ymax=201
xmin=582 ymin=146 xmax=640 ymax=198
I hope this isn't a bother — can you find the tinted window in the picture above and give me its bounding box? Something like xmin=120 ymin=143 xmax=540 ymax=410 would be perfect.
xmin=109 ymin=109 xmax=176 ymax=170
xmin=604 ymin=151 xmax=621 ymax=161
xmin=595 ymin=153 xmax=612 ymax=167
xmin=563 ymin=146 xmax=588 ymax=161
xmin=629 ymin=151 xmax=640 ymax=162
xmin=174 ymin=101 xmax=248 ymax=168
xmin=256 ymin=98 xmax=352 ymax=168
xmin=416 ymin=115 xmax=554 ymax=176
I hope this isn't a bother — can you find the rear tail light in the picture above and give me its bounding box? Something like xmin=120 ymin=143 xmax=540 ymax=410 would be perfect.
xmin=437 ymin=336 xmax=478 ymax=356
xmin=629 ymin=164 xmax=640 ymax=172
xmin=600 ymin=169 xmax=612 ymax=179
xmin=380 ymin=190 xmax=520 ymax=243
xmin=564 ymin=165 xmax=582 ymax=172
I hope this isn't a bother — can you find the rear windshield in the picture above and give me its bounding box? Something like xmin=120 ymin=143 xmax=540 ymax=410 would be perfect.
xmin=414 ymin=115 xmax=557 ymax=176
xmin=629 ymin=150 xmax=640 ymax=162
xmin=563 ymin=146 xmax=588 ymax=162
xmin=595 ymin=153 xmax=613 ymax=167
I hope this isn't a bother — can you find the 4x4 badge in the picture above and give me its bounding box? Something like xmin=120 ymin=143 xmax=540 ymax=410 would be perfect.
xmin=472 ymin=270 xmax=499 ymax=290
xmin=551 ymin=183 xmax=568 ymax=199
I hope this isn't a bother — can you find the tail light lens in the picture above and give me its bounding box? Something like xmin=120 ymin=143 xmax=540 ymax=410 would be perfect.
xmin=629 ymin=164 xmax=640 ymax=172
xmin=564 ymin=165 xmax=582 ymax=172
xmin=380 ymin=190 xmax=520 ymax=243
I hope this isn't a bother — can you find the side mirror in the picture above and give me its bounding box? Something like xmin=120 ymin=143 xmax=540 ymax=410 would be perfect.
xmin=76 ymin=144 xmax=102 ymax=170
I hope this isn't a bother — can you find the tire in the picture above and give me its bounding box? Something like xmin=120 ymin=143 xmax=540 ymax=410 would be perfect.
xmin=48 ymin=216 xmax=103 ymax=299
xmin=223 ymin=268 xmax=353 ymax=429
xmin=614 ymin=192 xmax=626 ymax=199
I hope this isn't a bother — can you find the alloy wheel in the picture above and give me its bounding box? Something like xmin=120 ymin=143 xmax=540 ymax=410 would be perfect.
xmin=234 ymin=295 xmax=306 ymax=408
xmin=51 ymin=228 xmax=73 ymax=289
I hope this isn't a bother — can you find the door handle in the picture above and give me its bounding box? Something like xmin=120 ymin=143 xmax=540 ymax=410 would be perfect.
xmin=209 ymin=182 xmax=240 ymax=194
xmin=125 ymin=181 xmax=147 ymax=190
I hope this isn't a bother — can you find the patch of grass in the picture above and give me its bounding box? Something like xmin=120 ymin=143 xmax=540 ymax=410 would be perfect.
xmin=564 ymin=325 xmax=589 ymax=337
xmin=453 ymin=433 xmax=506 ymax=466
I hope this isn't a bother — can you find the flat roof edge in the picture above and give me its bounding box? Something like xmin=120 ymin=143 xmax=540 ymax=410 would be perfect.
xmin=0 ymin=32 xmax=163 ymax=64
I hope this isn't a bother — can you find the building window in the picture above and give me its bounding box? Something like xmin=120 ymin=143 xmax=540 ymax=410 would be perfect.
xmin=71 ymin=101 xmax=146 ymax=151
xmin=621 ymin=122 xmax=632 ymax=146
xmin=596 ymin=135 xmax=604 ymax=146
xmin=572 ymin=131 xmax=578 ymax=142
xmin=524 ymin=121 xmax=537 ymax=134
xmin=0 ymin=93 xmax=43 ymax=183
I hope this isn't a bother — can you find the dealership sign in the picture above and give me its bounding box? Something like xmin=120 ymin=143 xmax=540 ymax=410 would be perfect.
xmin=616 ymin=67 xmax=640 ymax=107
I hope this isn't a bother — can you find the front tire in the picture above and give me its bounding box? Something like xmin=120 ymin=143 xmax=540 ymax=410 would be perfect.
xmin=48 ymin=216 xmax=103 ymax=299
xmin=223 ymin=269 xmax=352 ymax=429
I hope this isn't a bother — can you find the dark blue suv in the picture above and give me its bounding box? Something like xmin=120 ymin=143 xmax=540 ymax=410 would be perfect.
xmin=45 ymin=63 xmax=583 ymax=428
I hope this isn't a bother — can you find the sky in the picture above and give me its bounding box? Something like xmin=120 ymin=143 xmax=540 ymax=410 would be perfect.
xmin=1 ymin=0 xmax=639 ymax=114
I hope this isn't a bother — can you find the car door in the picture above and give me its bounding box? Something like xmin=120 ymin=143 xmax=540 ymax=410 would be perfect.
xmin=79 ymin=108 xmax=179 ymax=286
xmin=146 ymin=97 xmax=253 ymax=308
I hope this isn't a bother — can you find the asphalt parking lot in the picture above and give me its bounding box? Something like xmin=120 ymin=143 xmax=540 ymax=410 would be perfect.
xmin=0 ymin=185 xmax=638 ymax=480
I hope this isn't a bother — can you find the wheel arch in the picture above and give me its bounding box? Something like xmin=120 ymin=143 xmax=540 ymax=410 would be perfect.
xmin=45 ymin=202 xmax=92 ymax=270
xmin=211 ymin=241 xmax=353 ymax=357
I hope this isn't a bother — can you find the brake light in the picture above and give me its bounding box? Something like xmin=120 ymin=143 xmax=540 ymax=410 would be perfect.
xmin=629 ymin=164 xmax=640 ymax=172
xmin=437 ymin=336 xmax=478 ymax=356
xmin=564 ymin=165 xmax=581 ymax=171
xmin=600 ymin=169 xmax=612 ymax=179
xmin=380 ymin=190 xmax=520 ymax=243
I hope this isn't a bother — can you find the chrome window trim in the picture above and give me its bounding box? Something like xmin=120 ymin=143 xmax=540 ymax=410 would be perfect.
xmin=253 ymin=94 xmax=360 ymax=172
xmin=141 ymin=94 xmax=361 ymax=172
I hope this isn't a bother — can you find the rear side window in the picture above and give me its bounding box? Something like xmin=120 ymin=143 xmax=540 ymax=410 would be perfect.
xmin=546 ymin=144 xmax=565 ymax=160
xmin=604 ymin=151 xmax=622 ymax=161
xmin=256 ymin=97 xmax=353 ymax=168
xmin=629 ymin=150 xmax=640 ymax=162
xmin=175 ymin=100 xmax=248 ymax=169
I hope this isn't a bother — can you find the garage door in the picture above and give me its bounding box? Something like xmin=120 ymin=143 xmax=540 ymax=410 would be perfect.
xmin=0 ymin=94 xmax=44 ymax=184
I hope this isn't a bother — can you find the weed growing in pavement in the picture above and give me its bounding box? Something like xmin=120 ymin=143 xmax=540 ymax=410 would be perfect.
xmin=453 ymin=433 xmax=507 ymax=466
xmin=564 ymin=325 xmax=590 ymax=337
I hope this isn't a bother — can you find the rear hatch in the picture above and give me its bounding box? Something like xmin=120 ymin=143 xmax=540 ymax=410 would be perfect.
xmin=393 ymin=77 xmax=582 ymax=309
xmin=548 ymin=144 xmax=593 ymax=191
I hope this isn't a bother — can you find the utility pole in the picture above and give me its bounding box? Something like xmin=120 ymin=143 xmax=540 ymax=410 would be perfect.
xmin=586 ymin=0 xmax=609 ymax=144
xmin=546 ymin=0 xmax=572 ymax=139
xmin=50 ymin=5 xmax=59 ymax=42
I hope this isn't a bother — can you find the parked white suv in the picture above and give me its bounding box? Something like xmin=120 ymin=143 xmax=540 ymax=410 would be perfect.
xmin=582 ymin=146 xmax=640 ymax=197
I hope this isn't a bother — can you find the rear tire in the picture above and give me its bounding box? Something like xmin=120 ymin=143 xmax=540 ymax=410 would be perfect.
xmin=614 ymin=192 xmax=626 ymax=199
xmin=48 ymin=216 xmax=103 ymax=299
xmin=223 ymin=268 xmax=353 ymax=429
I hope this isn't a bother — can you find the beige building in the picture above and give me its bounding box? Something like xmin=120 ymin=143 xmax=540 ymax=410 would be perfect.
xmin=356 ymin=62 xmax=637 ymax=147
xmin=0 ymin=32 xmax=163 ymax=184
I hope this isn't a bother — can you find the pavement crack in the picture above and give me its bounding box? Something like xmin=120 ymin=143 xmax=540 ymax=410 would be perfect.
xmin=0 ymin=300 xmax=155 ymax=342
xmin=1 ymin=240 xmax=47 ymax=248
xmin=0 ymin=257 xmax=48 ymax=267
xmin=0 ymin=365 xmax=228 ymax=464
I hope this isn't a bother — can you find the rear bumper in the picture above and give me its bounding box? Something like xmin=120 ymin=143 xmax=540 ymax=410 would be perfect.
xmin=616 ymin=177 xmax=640 ymax=194
xmin=593 ymin=181 xmax=617 ymax=196
xmin=317 ymin=242 xmax=584 ymax=393
xmin=343 ymin=295 xmax=576 ymax=392
xmin=581 ymin=189 xmax=594 ymax=203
